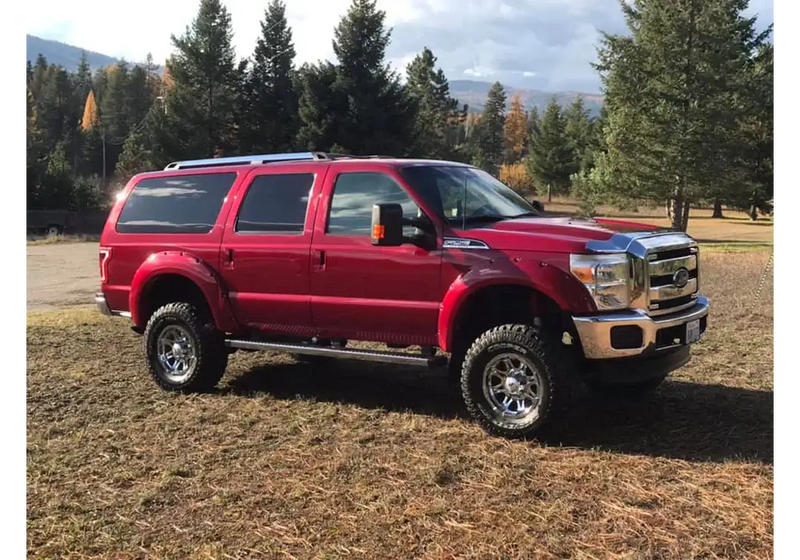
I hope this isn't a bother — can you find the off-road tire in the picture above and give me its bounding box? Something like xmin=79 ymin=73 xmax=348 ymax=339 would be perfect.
xmin=460 ymin=324 xmax=574 ymax=439
xmin=144 ymin=302 xmax=228 ymax=392
xmin=586 ymin=374 xmax=667 ymax=398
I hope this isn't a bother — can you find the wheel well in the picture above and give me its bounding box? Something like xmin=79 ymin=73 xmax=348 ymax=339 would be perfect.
xmin=139 ymin=274 xmax=213 ymax=328
xmin=451 ymin=284 xmax=568 ymax=352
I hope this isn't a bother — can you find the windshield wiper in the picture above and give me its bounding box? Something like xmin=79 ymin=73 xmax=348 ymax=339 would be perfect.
xmin=507 ymin=211 xmax=539 ymax=219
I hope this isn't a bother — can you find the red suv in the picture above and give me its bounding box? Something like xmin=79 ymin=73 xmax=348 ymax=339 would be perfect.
xmin=96 ymin=152 xmax=709 ymax=438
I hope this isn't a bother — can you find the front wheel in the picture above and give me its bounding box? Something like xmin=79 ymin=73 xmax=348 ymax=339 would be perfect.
xmin=460 ymin=324 xmax=574 ymax=439
xmin=144 ymin=302 xmax=228 ymax=392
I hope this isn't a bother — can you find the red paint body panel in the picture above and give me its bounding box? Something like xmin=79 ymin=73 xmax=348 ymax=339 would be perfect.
xmin=98 ymin=159 xmax=662 ymax=348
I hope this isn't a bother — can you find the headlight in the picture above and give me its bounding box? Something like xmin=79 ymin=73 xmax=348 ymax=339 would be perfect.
xmin=570 ymin=253 xmax=632 ymax=311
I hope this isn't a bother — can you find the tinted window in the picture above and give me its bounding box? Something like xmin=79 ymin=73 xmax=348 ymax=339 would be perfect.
xmin=327 ymin=172 xmax=419 ymax=236
xmin=236 ymin=173 xmax=314 ymax=233
xmin=116 ymin=173 xmax=236 ymax=234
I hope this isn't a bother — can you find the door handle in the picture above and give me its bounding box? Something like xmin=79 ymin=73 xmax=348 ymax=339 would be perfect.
xmin=223 ymin=248 xmax=234 ymax=269
xmin=314 ymin=250 xmax=326 ymax=272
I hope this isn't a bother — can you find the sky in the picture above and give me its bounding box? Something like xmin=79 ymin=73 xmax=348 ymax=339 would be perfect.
xmin=26 ymin=0 xmax=774 ymax=93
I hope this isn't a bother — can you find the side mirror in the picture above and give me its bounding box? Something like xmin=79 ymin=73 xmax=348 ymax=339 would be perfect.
xmin=371 ymin=203 xmax=404 ymax=246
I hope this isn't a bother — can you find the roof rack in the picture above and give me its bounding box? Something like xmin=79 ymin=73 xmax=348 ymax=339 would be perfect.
xmin=163 ymin=152 xmax=394 ymax=170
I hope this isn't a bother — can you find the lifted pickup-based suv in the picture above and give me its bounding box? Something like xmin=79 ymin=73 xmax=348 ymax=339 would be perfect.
xmin=97 ymin=152 xmax=709 ymax=438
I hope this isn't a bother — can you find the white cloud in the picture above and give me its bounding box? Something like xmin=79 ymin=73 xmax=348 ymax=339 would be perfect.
xmin=26 ymin=0 xmax=773 ymax=91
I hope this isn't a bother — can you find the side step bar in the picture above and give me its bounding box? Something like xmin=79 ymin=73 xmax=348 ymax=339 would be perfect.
xmin=225 ymin=339 xmax=448 ymax=368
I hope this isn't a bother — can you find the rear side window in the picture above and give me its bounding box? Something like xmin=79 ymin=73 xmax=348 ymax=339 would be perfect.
xmin=236 ymin=173 xmax=314 ymax=234
xmin=116 ymin=173 xmax=236 ymax=234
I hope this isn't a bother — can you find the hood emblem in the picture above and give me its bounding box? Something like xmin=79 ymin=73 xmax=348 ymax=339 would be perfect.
xmin=673 ymin=268 xmax=690 ymax=288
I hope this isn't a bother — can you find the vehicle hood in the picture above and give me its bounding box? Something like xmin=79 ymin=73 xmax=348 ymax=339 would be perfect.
xmin=460 ymin=216 xmax=664 ymax=253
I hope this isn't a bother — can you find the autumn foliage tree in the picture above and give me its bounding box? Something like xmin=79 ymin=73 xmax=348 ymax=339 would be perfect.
xmin=503 ymin=93 xmax=528 ymax=162
xmin=80 ymin=91 xmax=98 ymax=131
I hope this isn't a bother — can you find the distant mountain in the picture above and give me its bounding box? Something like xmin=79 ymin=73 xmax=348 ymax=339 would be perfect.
xmin=26 ymin=35 xmax=602 ymax=115
xmin=449 ymin=79 xmax=604 ymax=116
xmin=27 ymin=35 xmax=120 ymax=71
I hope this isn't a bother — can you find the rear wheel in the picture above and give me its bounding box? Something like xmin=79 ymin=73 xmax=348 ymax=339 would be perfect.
xmin=460 ymin=324 xmax=574 ymax=439
xmin=144 ymin=302 xmax=228 ymax=392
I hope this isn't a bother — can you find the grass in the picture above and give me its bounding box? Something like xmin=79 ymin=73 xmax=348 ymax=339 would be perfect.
xmin=543 ymin=197 xmax=774 ymax=246
xmin=26 ymin=249 xmax=773 ymax=559
xmin=27 ymin=233 xmax=100 ymax=246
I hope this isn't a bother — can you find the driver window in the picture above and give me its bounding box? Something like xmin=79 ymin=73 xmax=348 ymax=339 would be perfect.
xmin=327 ymin=172 xmax=420 ymax=236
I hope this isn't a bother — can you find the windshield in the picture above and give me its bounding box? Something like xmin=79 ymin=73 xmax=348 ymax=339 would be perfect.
xmin=399 ymin=165 xmax=539 ymax=228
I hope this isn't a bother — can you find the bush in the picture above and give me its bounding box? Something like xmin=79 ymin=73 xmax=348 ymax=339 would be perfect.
xmin=499 ymin=163 xmax=536 ymax=197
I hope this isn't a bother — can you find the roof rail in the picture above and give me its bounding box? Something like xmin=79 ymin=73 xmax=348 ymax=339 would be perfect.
xmin=163 ymin=151 xmax=395 ymax=170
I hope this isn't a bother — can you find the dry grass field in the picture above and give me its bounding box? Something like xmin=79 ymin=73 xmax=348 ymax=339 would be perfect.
xmin=27 ymin=241 xmax=774 ymax=559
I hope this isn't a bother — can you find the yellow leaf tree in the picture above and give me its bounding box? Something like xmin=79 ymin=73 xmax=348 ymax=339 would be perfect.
xmin=81 ymin=90 xmax=99 ymax=131
xmin=503 ymin=93 xmax=528 ymax=161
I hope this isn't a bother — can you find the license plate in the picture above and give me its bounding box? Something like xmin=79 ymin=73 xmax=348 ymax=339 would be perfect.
xmin=686 ymin=319 xmax=701 ymax=344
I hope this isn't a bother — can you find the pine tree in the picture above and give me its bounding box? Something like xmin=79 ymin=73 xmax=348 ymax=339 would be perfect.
xmin=99 ymin=61 xmax=130 ymax=141
xmin=74 ymin=53 xmax=92 ymax=103
xmin=126 ymin=65 xmax=154 ymax=131
xmin=527 ymin=106 xmax=541 ymax=140
xmin=405 ymin=47 xmax=460 ymax=159
xmin=328 ymin=0 xmax=413 ymax=155
xmin=526 ymin=98 xmax=573 ymax=201
xmin=503 ymin=93 xmax=528 ymax=162
xmin=564 ymin=96 xmax=592 ymax=172
xmin=475 ymin=81 xmax=506 ymax=174
xmin=169 ymin=0 xmax=241 ymax=158
xmin=296 ymin=62 xmax=346 ymax=151
xmin=594 ymin=0 xmax=770 ymax=231
xmin=81 ymin=91 xmax=99 ymax=131
xmin=115 ymin=129 xmax=153 ymax=179
xmin=240 ymin=0 xmax=298 ymax=153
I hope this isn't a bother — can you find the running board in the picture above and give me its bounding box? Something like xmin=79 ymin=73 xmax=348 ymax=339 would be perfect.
xmin=225 ymin=339 xmax=448 ymax=368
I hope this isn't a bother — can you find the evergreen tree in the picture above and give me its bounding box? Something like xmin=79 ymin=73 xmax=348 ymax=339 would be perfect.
xmin=168 ymin=0 xmax=241 ymax=158
xmin=329 ymin=0 xmax=413 ymax=155
xmin=503 ymin=93 xmax=528 ymax=162
xmin=74 ymin=53 xmax=93 ymax=103
xmin=99 ymin=61 xmax=130 ymax=141
xmin=594 ymin=0 xmax=770 ymax=231
xmin=115 ymin=129 xmax=153 ymax=179
xmin=295 ymin=62 xmax=345 ymax=151
xmin=125 ymin=64 xmax=154 ymax=132
xmin=240 ymin=0 xmax=298 ymax=153
xmin=405 ymin=47 xmax=460 ymax=159
xmin=475 ymin=81 xmax=506 ymax=174
xmin=527 ymin=106 xmax=541 ymax=141
xmin=564 ymin=96 xmax=592 ymax=172
xmin=526 ymin=98 xmax=573 ymax=201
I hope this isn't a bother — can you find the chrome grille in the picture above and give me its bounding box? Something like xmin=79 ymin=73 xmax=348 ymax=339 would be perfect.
xmin=643 ymin=243 xmax=699 ymax=316
xmin=585 ymin=230 xmax=701 ymax=317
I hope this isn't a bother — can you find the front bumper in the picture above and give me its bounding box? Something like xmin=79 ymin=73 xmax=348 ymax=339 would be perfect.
xmin=572 ymin=295 xmax=709 ymax=360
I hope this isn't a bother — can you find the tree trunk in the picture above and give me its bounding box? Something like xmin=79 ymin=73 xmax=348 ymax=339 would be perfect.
xmin=681 ymin=199 xmax=691 ymax=232
xmin=670 ymin=195 xmax=684 ymax=231
xmin=749 ymin=204 xmax=758 ymax=221
xmin=547 ymin=184 xmax=552 ymax=203
xmin=712 ymin=198 xmax=724 ymax=219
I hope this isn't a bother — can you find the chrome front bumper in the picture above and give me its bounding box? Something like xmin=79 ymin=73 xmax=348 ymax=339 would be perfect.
xmin=572 ymin=295 xmax=709 ymax=360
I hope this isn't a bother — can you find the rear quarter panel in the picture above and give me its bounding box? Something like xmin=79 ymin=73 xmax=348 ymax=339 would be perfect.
xmin=99 ymin=168 xmax=244 ymax=318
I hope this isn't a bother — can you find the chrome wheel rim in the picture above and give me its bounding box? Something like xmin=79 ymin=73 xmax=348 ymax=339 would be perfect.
xmin=482 ymin=353 xmax=544 ymax=426
xmin=156 ymin=325 xmax=197 ymax=383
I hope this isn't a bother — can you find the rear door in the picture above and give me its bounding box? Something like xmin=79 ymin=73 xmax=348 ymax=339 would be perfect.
xmin=219 ymin=163 xmax=327 ymax=335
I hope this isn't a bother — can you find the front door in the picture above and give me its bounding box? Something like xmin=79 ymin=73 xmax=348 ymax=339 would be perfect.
xmin=309 ymin=169 xmax=442 ymax=346
xmin=219 ymin=164 xmax=325 ymax=336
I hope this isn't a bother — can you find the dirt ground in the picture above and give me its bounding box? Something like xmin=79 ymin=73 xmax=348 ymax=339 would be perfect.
xmin=26 ymin=242 xmax=99 ymax=312
xmin=26 ymin=249 xmax=774 ymax=559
